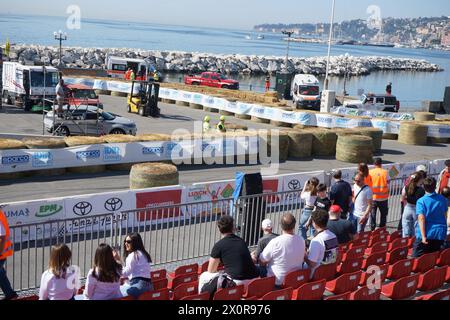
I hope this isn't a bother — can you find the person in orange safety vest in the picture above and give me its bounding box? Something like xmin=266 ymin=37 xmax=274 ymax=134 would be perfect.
xmin=369 ymin=158 xmax=390 ymax=232
xmin=0 ymin=209 xmax=17 ymax=300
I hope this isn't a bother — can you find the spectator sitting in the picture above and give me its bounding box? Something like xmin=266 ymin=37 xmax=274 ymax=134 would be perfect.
xmin=39 ymin=244 xmax=79 ymax=300
xmin=199 ymin=216 xmax=259 ymax=294
xmin=259 ymin=214 xmax=306 ymax=287
xmin=76 ymin=244 xmax=122 ymax=300
xmin=401 ymin=172 xmax=425 ymax=238
xmin=330 ymin=170 xmax=353 ymax=220
xmin=327 ymin=205 xmax=355 ymax=244
xmin=113 ymin=233 xmax=153 ymax=298
xmin=314 ymin=184 xmax=332 ymax=212
xmin=305 ymin=210 xmax=339 ymax=278
xmin=413 ymin=177 xmax=448 ymax=257
xmin=251 ymin=219 xmax=279 ymax=277
xmin=350 ymin=173 xmax=373 ymax=234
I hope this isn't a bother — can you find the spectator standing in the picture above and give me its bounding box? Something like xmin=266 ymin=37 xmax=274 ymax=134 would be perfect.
xmin=265 ymin=75 xmax=271 ymax=92
xmin=369 ymin=158 xmax=390 ymax=231
xmin=39 ymin=244 xmax=78 ymax=300
xmin=124 ymin=68 xmax=131 ymax=80
xmin=414 ymin=177 xmax=448 ymax=257
xmin=199 ymin=216 xmax=259 ymax=293
xmin=251 ymin=219 xmax=279 ymax=276
xmin=55 ymin=78 xmax=65 ymax=116
xmin=0 ymin=209 xmax=17 ymax=300
xmin=79 ymin=244 xmax=122 ymax=300
xmin=327 ymin=205 xmax=355 ymax=244
xmin=401 ymin=172 xmax=425 ymax=238
xmin=350 ymin=173 xmax=373 ymax=233
xmin=386 ymin=82 xmax=392 ymax=95
xmin=329 ymin=170 xmax=353 ymax=219
xmin=299 ymin=178 xmax=320 ymax=240
xmin=130 ymin=70 xmax=136 ymax=82
xmin=114 ymin=233 xmax=153 ymax=298
xmin=305 ymin=210 xmax=339 ymax=278
xmin=436 ymin=159 xmax=450 ymax=194
xmin=259 ymin=214 xmax=305 ymax=287
xmin=314 ymin=184 xmax=332 ymax=212
xmin=441 ymin=187 xmax=450 ymax=244
xmin=358 ymin=163 xmax=373 ymax=191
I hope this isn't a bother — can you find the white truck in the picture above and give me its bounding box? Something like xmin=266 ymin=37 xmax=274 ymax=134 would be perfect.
xmin=291 ymin=74 xmax=321 ymax=111
xmin=105 ymin=55 xmax=150 ymax=81
xmin=2 ymin=62 xmax=59 ymax=111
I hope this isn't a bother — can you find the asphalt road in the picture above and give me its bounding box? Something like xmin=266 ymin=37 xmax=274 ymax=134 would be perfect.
xmin=1 ymin=94 xmax=449 ymax=203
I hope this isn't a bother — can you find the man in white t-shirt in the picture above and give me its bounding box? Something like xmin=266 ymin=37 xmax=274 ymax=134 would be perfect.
xmin=259 ymin=214 xmax=305 ymax=287
xmin=351 ymin=173 xmax=373 ymax=234
xmin=305 ymin=210 xmax=339 ymax=278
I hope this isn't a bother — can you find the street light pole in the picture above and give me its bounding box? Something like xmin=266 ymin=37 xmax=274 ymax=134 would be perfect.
xmin=54 ymin=30 xmax=67 ymax=67
xmin=343 ymin=52 xmax=349 ymax=96
xmin=324 ymin=0 xmax=336 ymax=90
xmin=282 ymin=30 xmax=294 ymax=71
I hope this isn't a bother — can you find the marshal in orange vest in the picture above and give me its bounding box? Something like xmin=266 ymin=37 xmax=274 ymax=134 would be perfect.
xmin=370 ymin=167 xmax=389 ymax=201
xmin=0 ymin=210 xmax=13 ymax=260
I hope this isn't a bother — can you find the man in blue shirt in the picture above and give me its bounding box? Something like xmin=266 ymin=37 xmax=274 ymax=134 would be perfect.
xmin=414 ymin=177 xmax=448 ymax=257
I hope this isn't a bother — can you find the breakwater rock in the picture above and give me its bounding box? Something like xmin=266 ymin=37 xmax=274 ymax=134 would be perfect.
xmin=9 ymin=44 xmax=443 ymax=76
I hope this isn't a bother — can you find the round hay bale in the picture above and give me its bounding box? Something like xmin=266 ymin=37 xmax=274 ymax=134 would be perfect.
xmin=382 ymin=133 xmax=398 ymax=140
xmin=359 ymin=128 xmax=384 ymax=152
xmin=220 ymin=109 xmax=235 ymax=116
xmin=22 ymin=138 xmax=66 ymax=149
xmin=31 ymin=168 xmax=67 ymax=177
xmin=414 ymin=112 xmax=435 ymax=122
xmin=0 ymin=139 xmax=27 ymax=150
xmin=136 ymin=134 xmax=171 ymax=142
xmin=176 ymin=100 xmax=190 ymax=107
xmin=285 ymin=130 xmax=313 ymax=158
xmin=67 ymin=165 xmax=106 ymax=175
xmin=235 ymin=113 xmax=251 ymax=120
xmin=130 ymin=162 xmax=179 ymax=189
xmin=293 ymin=124 xmax=309 ymax=131
xmin=102 ymin=135 xmax=141 ymax=143
xmin=111 ymin=91 xmax=128 ymax=97
xmin=64 ymin=136 xmax=106 ymax=147
xmin=258 ymin=131 xmax=290 ymax=161
xmin=334 ymin=128 xmax=361 ymax=137
xmin=398 ymin=122 xmax=428 ymax=145
xmin=95 ymin=90 xmax=111 ymax=95
xmin=305 ymin=128 xmax=338 ymax=157
xmin=250 ymin=116 xmax=270 ymax=124
xmin=189 ymin=102 xmax=203 ymax=110
xmin=336 ymin=135 xmax=373 ymax=164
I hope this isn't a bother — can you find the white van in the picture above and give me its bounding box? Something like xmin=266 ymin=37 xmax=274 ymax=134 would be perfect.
xmin=105 ymin=55 xmax=150 ymax=81
xmin=291 ymin=74 xmax=321 ymax=110
xmin=2 ymin=62 xmax=59 ymax=111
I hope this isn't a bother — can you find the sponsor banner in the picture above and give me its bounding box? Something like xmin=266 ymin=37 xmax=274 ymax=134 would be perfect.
xmin=278 ymin=171 xmax=326 ymax=206
xmin=134 ymin=186 xmax=183 ymax=224
xmin=331 ymin=107 xmax=414 ymax=121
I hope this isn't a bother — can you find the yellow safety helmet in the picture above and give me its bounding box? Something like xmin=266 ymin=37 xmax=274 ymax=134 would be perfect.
xmin=204 ymin=116 xmax=211 ymax=122
xmin=220 ymin=116 xmax=226 ymax=122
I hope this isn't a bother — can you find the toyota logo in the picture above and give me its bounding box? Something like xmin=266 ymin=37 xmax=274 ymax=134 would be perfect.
xmin=104 ymin=198 xmax=123 ymax=212
xmin=73 ymin=202 xmax=93 ymax=216
xmin=288 ymin=179 xmax=301 ymax=190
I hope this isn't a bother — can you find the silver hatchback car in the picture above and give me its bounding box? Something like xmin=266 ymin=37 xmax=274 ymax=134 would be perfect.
xmin=45 ymin=105 xmax=137 ymax=136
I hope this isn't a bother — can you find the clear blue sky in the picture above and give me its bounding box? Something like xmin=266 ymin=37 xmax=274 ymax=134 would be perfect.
xmin=1 ymin=0 xmax=449 ymax=29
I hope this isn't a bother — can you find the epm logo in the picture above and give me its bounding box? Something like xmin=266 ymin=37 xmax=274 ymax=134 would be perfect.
xmin=76 ymin=150 xmax=100 ymax=160
xmin=2 ymin=155 xmax=30 ymax=165
xmin=36 ymin=204 xmax=63 ymax=218
xmin=103 ymin=147 xmax=121 ymax=162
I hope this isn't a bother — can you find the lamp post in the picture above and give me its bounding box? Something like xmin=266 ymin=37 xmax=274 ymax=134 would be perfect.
xmin=54 ymin=30 xmax=67 ymax=67
xmin=282 ymin=30 xmax=294 ymax=71
xmin=323 ymin=0 xmax=336 ymax=91
xmin=343 ymin=53 xmax=349 ymax=96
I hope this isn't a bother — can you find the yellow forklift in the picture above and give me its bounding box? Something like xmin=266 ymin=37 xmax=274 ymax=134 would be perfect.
xmin=127 ymin=80 xmax=160 ymax=117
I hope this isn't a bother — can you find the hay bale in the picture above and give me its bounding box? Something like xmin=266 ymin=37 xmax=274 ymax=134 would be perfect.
xmin=189 ymin=102 xmax=203 ymax=110
xmin=220 ymin=109 xmax=235 ymax=116
xmin=110 ymin=91 xmax=128 ymax=97
xmin=270 ymin=120 xmax=293 ymax=128
xmin=359 ymin=128 xmax=384 ymax=152
xmin=0 ymin=139 xmax=27 ymax=150
xmin=136 ymin=134 xmax=171 ymax=142
xmin=265 ymin=91 xmax=279 ymax=98
xmin=285 ymin=130 xmax=313 ymax=158
xmin=427 ymin=137 xmax=450 ymax=144
xmin=382 ymin=133 xmax=398 ymax=140
xmin=305 ymin=128 xmax=338 ymax=157
xmin=226 ymin=124 xmax=248 ymax=131
xmin=67 ymin=165 xmax=106 ymax=175
xmin=258 ymin=131 xmax=290 ymax=161
xmin=0 ymin=172 xmax=30 ymax=180
xmin=95 ymin=90 xmax=111 ymax=95
xmin=162 ymin=99 xmax=176 ymax=104
xmin=336 ymin=135 xmax=373 ymax=164
xmin=31 ymin=168 xmax=67 ymax=177
xmin=130 ymin=162 xmax=179 ymax=189
xmin=64 ymin=136 xmax=106 ymax=147
xmin=414 ymin=112 xmax=435 ymax=122
xmin=293 ymin=124 xmax=309 ymax=131
xmin=22 ymin=138 xmax=67 ymax=149
xmin=176 ymin=100 xmax=190 ymax=107
xmin=398 ymin=122 xmax=428 ymax=145
xmin=235 ymin=113 xmax=252 ymax=120
xmin=334 ymin=128 xmax=361 ymax=137
xmin=102 ymin=135 xmax=141 ymax=143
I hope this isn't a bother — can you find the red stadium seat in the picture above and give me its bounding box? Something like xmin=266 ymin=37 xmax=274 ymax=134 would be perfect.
xmin=311 ymin=263 xmax=338 ymax=282
xmin=355 ymin=231 xmax=372 ymax=240
xmin=260 ymin=288 xmax=293 ymax=301
xmin=368 ymin=234 xmax=388 ymax=248
xmin=172 ymin=281 xmax=199 ymax=300
xmin=282 ymin=269 xmax=310 ymax=289
xmin=168 ymin=264 xmax=199 ymax=279
xmin=151 ymin=269 xmax=167 ymax=281
xmin=213 ymin=285 xmax=244 ymax=301
xmin=365 ymin=241 xmax=389 ymax=256
xmin=436 ymin=248 xmax=450 ymax=267
xmin=386 ymin=246 xmax=409 ymax=264
xmin=326 ymin=271 xmax=362 ymax=295
xmin=371 ymin=227 xmax=388 ymax=237
xmin=152 ymin=278 xmax=168 ymax=290
xmin=388 ymin=237 xmax=411 ymax=251
xmin=77 ymin=286 xmax=85 ymax=295
xmin=407 ymin=237 xmax=416 ymax=248
xmin=349 ymin=238 xmax=369 ymax=249
xmin=337 ymin=257 xmax=363 ymax=275
xmin=116 ymin=295 xmax=135 ymax=301
xmin=415 ymin=288 xmax=450 ymax=300
xmin=446 ymin=266 xmax=450 ymax=283
xmin=342 ymin=245 xmax=366 ymax=261
xmin=412 ymin=252 xmax=439 ymax=274
xmin=381 ymin=274 xmax=420 ymax=300
xmin=350 ymin=286 xmax=381 ymax=301
xmin=360 ymin=264 xmax=388 ymax=286
xmin=169 ymin=273 xmax=198 ymax=290
xmin=417 ymin=267 xmax=447 ymax=292
xmin=138 ymin=288 xmax=170 ymax=301
xmin=387 ymin=230 xmax=402 ymax=243
xmin=244 ymin=277 xmax=276 ymax=299
xmin=180 ymin=292 xmax=210 ymax=301
xmin=339 ymin=243 xmax=350 ymax=252
xmin=362 ymin=252 xmax=386 ymax=270
xmin=386 ymin=259 xmax=413 ymax=280
xmin=292 ymin=280 xmax=326 ymax=300
xmin=199 ymin=261 xmax=209 ymax=275
xmin=324 ymin=292 xmax=351 ymax=300
xmin=16 ymin=295 xmax=39 ymax=301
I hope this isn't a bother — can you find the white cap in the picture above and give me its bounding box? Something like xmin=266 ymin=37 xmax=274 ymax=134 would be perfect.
xmin=416 ymin=165 xmax=427 ymax=172
xmin=261 ymin=219 xmax=273 ymax=230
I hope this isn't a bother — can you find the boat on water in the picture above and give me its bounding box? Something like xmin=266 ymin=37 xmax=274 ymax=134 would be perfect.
xmin=257 ymin=34 xmax=264 ymax=40
xmin=362 ymin=42 xmax=395 ymax=48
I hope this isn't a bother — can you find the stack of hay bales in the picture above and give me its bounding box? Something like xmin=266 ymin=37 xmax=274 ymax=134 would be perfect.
xmin=258 ymin=131 xmax=290 ymax=162
xmin=336 ymin=135 xmax=373 ymax=164
xmin=334 ymin=128 xmax=361 ymax=137
xmin=398 ymin=122 xmax=428 ymax=145
xmin=264 ymin=91 xmax=279 ymax=104
xmin=137 ymin=133 xmax=171 ymax=142
xmin=130 ymin=162 xmax=179 ymax=189
xmin=414 ymin=112 xmax=435 ymax=122
xmin=358 ymin=128 xmax=384 ymax=153
xmin=0 ymin=139 xmax=29 ymax=180
xmin=64 ymin=136 xmax=107 ymax=174
xmin=22 ymin=138 xmax=68 ymax=176
xmin=305 ymin=128 xmax=338 ymax=157
xmin=285 ymin=130 xmax=313 ymax=159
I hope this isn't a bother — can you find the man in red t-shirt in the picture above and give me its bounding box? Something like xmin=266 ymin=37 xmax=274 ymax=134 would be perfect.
xmin=437 ymin=160 xmax=450 ymax=194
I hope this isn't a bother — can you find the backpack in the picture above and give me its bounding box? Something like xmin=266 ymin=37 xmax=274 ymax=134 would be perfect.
xmin=200 ymin=273 xmax=236 ymax=299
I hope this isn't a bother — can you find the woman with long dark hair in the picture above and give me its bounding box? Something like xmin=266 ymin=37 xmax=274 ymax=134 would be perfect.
xmin=113 ymin=233 xmax=153 ymax=298
xmin=299 ymin=177 xmax=320 ymax=240
xmin=358 ymin=163 xmax=373 ymax=190
xmin=401 ymin=172 xmax=425 ymax=237
xmin=80 ymin=244 xmax=123 ymax=300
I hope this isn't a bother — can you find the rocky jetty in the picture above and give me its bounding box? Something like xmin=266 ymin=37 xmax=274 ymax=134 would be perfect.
xmin=8 ymin=44 xmax=443 ymax=76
